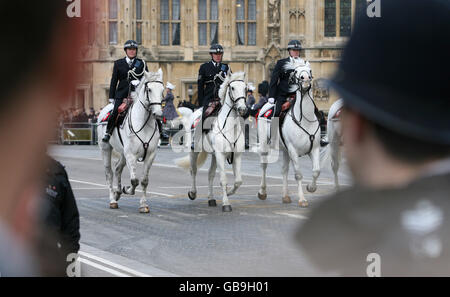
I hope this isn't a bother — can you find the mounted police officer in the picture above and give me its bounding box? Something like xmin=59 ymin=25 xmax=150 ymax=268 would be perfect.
xmin=102 ymin=40 xmax=148 ymax=143
xmin=197 ymin=44 xmax=231 ymax=120
xmin=268 ymin=40 xmax=327 ymax=145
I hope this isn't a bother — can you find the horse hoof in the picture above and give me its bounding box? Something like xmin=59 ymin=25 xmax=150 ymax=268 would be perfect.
xmin=282 ymin=196 xmax=292 ymax=204
xmin=258 ymin=192 xmax=267 ymax=200
xmin=306 ymin=185 xmax=317 ymax=193
xmin=222 ymin=205 xmax=232 ymax=212
xmin=188 ymin=191 xmax=197 ymax=200
xmin=139 ymin=206 xmax=150 ymax=213
xmin=208 ymin=200 xmax=217 ymax=207
xmin=110 ymin=203 xmax=119 ymax=209
xmin=299 ymin=200 xmax=309 ymax=208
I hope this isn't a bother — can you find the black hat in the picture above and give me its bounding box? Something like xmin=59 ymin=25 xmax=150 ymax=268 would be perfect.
xmin=124 ymin=40 xmax=138 ymax=50
xmin=258 ymin=81 xmax=269 ymax=96
xmin=209 ymin=44 xmax=224 ymax=54
xmin=287 ymin=40 xmax=302 ymax=51
xmin=329 ymin=0 xmax=450 ymax=145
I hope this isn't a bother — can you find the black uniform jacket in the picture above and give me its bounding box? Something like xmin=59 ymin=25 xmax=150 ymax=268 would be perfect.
xmin=269 ymin=58 xmax=295 ymax=100
xmin=109 ymin=57 xmax=148 ymax=100
xmin=197 ymin=61 xmax=230 ymax=107
xmin=42 ymin=157 xmax=80 ymax=254
xmin=297 ymin=170 xmax=450 ymax=276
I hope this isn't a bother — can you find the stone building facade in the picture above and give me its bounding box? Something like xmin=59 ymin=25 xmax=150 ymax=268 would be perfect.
xmin=74 ymin=0 xmax=367 ymax=113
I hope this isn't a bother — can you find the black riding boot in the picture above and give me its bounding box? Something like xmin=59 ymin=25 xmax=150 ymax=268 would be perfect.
xmin=156 ymin=119 xmax=169 ymax=143
xmin=102 ymin=99 xmax=121 ymax=142
xmin=103 ymin=115 xmax=115 ymax=142
xmin=314 ymin=107 xmax=329 ymax=147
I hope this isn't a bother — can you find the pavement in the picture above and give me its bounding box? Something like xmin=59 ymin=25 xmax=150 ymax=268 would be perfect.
xmin=49 ymin=144 xmax=352 ymax=277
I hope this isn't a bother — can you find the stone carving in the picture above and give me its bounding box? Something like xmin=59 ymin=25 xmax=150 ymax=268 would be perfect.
xmin=268 ymin=0 xmax=281 ymax=26
xmin=268 ymin=0 xmax=281 ymax=44
xmin=313 ymin=78 xmax=330 ymax=101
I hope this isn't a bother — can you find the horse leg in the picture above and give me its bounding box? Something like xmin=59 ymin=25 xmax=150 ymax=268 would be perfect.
xmin=123 ymin=152 xmax=139 ymax=195
xmin=306 ymin=146 xmax=321 ymax=193
xmin=113 ymin=154 xmax=126 ymax=202
xmin=331 ymin=144 xmax=341 ymax=190
xmin=227 ymin=153 xmax=243 ymax=196
xmin=102 ymin=146 xmax=118 ymax=209
xmin=281 ymin=149 xmax=292 ymax=204
xmin=207 ymin=154 xmax=217 ymax=207
xmin=139 ymin=150 xmax=156 ymax=213
xmin=188 ymin=152 xmax=199 ymax=200
xmin=288 ymin=149 xmax=308 ymax=208
xmin=216 ymin=153 xmax=232 ymax=212
xmin=257 ymin=160 xmax=268 ymax=200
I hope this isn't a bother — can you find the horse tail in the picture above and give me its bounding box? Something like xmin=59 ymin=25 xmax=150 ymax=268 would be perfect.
xmin=196 ymin=151 xmax=208 ymax=168
xmin=175 ymin=155 xmax=191 ymax=170
xmin=175 ymin=151 xmax=208 ymax=170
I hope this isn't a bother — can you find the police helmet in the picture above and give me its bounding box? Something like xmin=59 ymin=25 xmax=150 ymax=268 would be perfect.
xmin=209 ymin=44 xmax=224 ymax=54
xmin=287 ymin=40 xmax=302 ymax=51
xmin=124 ymin=40 xmax=139 ymax=51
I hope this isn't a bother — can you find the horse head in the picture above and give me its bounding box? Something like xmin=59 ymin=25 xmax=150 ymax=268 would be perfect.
xmin=143 ymin=68 xmax=164 ymax=118
xmin=219 ymin=71 xmax=248 ymax=117
xmin=286 ymin=61 xmax=313 ymax=94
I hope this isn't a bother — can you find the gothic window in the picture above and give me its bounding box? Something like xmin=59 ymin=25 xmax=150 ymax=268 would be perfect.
xmin=340 ymin=0 xmax=351 ymax=37
xmin=108 ymin=0 xmax=118 ymax=44
xmin=160 ymin=0 xmax=181 ymax=46
xmin=198 ymin=0 xmax=219 ymax=45
xmin=324 ymin=0 xmax=336 ymax=37
xmin=236 ymin=0 xmax=257 ymax=45
xmin=135 ymin=0 xmax=143 ymax=44
xmin=324 ymin=0 xmax=366 ymax=37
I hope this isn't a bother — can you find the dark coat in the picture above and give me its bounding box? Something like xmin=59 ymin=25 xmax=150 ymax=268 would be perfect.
xmin=109 ymin=57 xmax=148 ymax=100
xmin=297 ymin=170 xmax=450 ymax=276
xmin=162 ymin=92 xmax=179 ymax=121
xmin=197 ymin=61 xmax=230 ymax=108
xmin=269 ymin=58 xmax=295 ymax=101
xmin=42 ymin=158 xmax=80 ymax=254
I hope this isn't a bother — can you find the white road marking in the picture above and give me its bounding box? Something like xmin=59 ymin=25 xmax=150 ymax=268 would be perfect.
xmin=52 ymin=154 xmax=351 ymax=186
xmin=69 ymin=179 xmax=174 ymax=198
xmin=79 ymin=251 xmax=151 ymax=277
xmin=78 ymin=257 xmax=130 ymax=277
xmin=274 ymin=212 xmax=309 ymax=220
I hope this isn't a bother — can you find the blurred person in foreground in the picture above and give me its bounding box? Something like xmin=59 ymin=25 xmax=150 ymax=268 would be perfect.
xmin=37 ymin=156 xmax=80 ymax=276
xmin=297 ymin=0 xmax=450 ymax=276
xmin=0 ymin=1 xmax=82 ymax=276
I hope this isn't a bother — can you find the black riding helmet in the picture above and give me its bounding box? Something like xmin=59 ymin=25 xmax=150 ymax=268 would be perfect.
xmin=124 ymin=40 xmax=138 ymax=52
xmin=209 ymin=44 xmax=224 ymax=54
xmin=287 ymin=40 xmax=302 ymax=51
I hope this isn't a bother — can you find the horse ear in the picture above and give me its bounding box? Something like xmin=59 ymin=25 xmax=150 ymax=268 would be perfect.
xmin=157 ymin=68 xmax=163 ymax=79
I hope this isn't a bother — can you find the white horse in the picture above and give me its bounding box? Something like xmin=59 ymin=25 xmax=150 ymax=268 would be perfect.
xmin=175 ymin=72 xmax=248 ymax=212
xmin=164 ymin=106 xmax=194 ymax=150
xmin=322 ymin=98 xmax=344 ymax=190
xmin=257 ymin=61 xmax=321 ymax=207
xmin=97 ymin=69 xmax=165 ymax=213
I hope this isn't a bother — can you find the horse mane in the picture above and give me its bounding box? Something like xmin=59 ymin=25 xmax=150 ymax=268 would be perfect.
xmin=283 ymin=58 xmax=311 ymax=72
xmin=219 ymin=71 xmax=246 ymax=104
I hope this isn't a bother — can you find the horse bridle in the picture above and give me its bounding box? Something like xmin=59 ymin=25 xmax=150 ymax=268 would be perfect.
xmin=127 ymin=79 xmax=164 ymax=162
xmin=142 ymin=80 xmax=164 ymax=111
xmin=289 ymin=66 xmax=313 ymax=93
xmin=285 ymin=66 xmax=320 ymax=155
xmin=224 ymin=80 xmax=247 ymax=110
